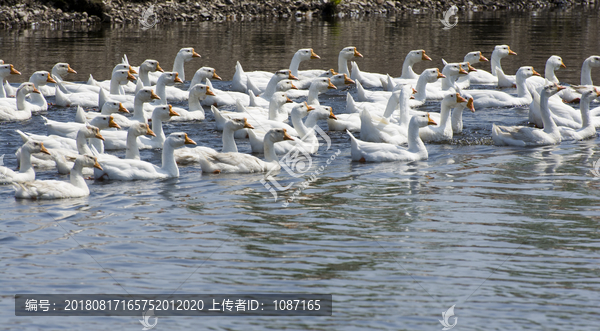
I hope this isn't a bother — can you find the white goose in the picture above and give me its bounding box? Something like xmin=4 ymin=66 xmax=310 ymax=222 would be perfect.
xmin=392 ymin=49 xmax=433 ymax=83
xmin=492 ymin=83 xmax=564 ymax=146
xmin=44 ymin=113 xmax=120 ymax=142
xmin=348 ymin=114 xmax=437 ymax=163
xmin=137 ymin=59 xmax=164 ymax=86
xmin=455 ymin=51 xmax=489 ymax=85
xmin=423 ymin=62 xmax=468 ymax=100
xmin=21 ymin=126 xmax=105 ymax=161
xmin=150 ymin=71 xmax=186 ymax=104
xmin=46 ymin=63 xmax=96 ymax=96
xmin=101 ymin=87 xmax=160 ymax=127
xmin=94 ymin=132 xmax=196 ymax=180
xmin=559 ymin=86 xmax=600 ymax=141
xmin=21 ymin=71 xmax=56 ymax=112
xmin=0 ymin=83 xmax=39 ymax=122
xmin=467 ymin=45 xmax=517 ymax=85
xmin=56 ymin=70 xmax=135 ymax=108
xmin=76 ymin=101 xmax=129 ymax=123
xmin=189 ymin=67 xmax=222 ymax=89
xmin=100 ymin=105 xmax=179 ymax=150
xmin=286 ymin=76 xmax=337 ymax=104
xmin=96 ymin=63 xmax=138 ymax=94
xmin=171 ymin=83 xmax=214 ymax=121
xmin=248 ymin=103 xmax=336 ymax=154
xmin=0 ymin=140 xmax=50 ymax=184
xmin=450 ymin=93 xmax=475 ymax=134
xmin=193 ymin=128 xmax=294 ymax=174
xmin=580 ymin=55 xmax=600 ymax=85
xmin=14 ymin=155 xmax=103 ymax=200
xmin=174 ymin=117 xmax=254 ymax=165
xmin=0 ymin=64 xmax=21 ymax=98
xmin=170 ymin=48 xmax=201 ymax=82
xmin=102 ymin=122 xmax=156 ymax=161
xmin=419 ymin=93 xmax=467 ymax=142
xmin=469 ymin=66 xmax=540 ymax=108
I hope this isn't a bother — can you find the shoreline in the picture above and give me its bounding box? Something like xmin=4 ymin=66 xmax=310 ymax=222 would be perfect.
xmin=0 ymin=0 xmax=593 ymax=28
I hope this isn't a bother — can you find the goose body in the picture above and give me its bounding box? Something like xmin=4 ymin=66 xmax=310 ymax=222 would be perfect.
xmin=0 ymin=140 xmax=50 ymax=184
xmin=469 ymin=66 xmax=540 ymax=108
xmin=0 ymin=83 xmax=39 ymax=122
xmin=419 ymin=93 xmax=467 ymax=142
xmin=0 ymin=63 xmax=21 ymax=98
xmin=559 ymin=87 xmax=600 ymax=141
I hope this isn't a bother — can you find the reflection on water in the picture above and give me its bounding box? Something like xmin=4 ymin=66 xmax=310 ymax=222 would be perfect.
xmin=1 ymin=8 xmax=600 ymax=331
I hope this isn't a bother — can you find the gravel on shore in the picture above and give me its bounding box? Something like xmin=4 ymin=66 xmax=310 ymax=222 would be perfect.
xmin=0 ymin=0 xmax=594 ymax=28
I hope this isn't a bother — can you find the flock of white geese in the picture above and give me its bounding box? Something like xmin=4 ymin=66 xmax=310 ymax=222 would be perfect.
xmin=1 ymin=45 xmax=599 ymax=200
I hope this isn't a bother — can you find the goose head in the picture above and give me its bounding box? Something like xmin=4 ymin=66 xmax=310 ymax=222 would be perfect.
xmin=0 ymin=64 xmax=21 ymax=77
xmin=189 ymin=84 xmax=215 ymax=100
xmin=140 ymin=59 xmax=164 ymax=73
xmin=82 ymin=125 xmax=105 ymax=141
xmin=547 ymin=55 xmax=566 ymax=70
xmin=408 ymin=49 xmax=432 ymax=63
xmin=412 ymin=113 xmax=438 ymax=128
xmin=23 ymin=140 xmax=51 ymax=155
xmin=166 ymin=132 xmax=197 ymax=148
xmin=152 ymin=104 xmax=180 ymax=121
xmin=274 ymin=69 xmax=298 ymax=81
xmin=340 ymin=46 xmax=363 ymax=60
xmin=129 ymin=122 xmax=156 ymax=138
xmin=159 ymin=72 xmax=184 ymax=85
xmin=320 ymin=69 xmax=338 ymax=78
xmin=271 ymin=92 xmax=293 ymax=106
xmin=225 ymin=117 xmax=254 ymax=132
xmin=442 ymin=63 xmax=468 ymax=77
xmin=459 ymin=61 xmax=477 ymax=73
xmin=493 ymin=45 xmax=517 ymax=58
xmin=136 ymin=87 xmax=161 ymax=102
xmin=112 ymin=69 xmax=136 ymax=85
xmin=422 ymin=68 xmax=446 ymax=83
xmin=442 ymin=92 xmax=468 ymax=108
xmin=88 ymin=115 xmax=121 ymax=130
xmin=516 ymin=66 xmax=541 ymax=80
xmin=321 ymin=105 xmax=337 ymax=120
xmin=266 ymin=128 xmax=295 ymax=144
xmin=291 ymin=102 xmax=315 ymax=119
xmin=276 ymin=79 xmax=298 ymax=92
xmin=584 ymin=55 xmax=600 ymax=68
xmin=577 ymin=86 xmax=600 ymax=101
xmin=541 ymin=82 xmax=566 ymax=97
xmin=17 ymin=82 xmax=40 ymax=97
xmin=114 ymin=63 xmax=137 ymax=75
xmin=177 ymin=48 xmax=201 ymax=62
xmin=52 ymin=63 xmax=77 ymax=77
xmin=102 ymin=100 xmax=129 ymax=114
xmin=29 ymin=71 xmax=56 ymax=86
xmin=310 ymin=77 xmax=337 ymax=92
xmin=295 ymin=48 xmax=321 ymax=61
xmin=463 ymin=51 xmax=489 ymax=65
xmin=330 ymin=73 xmax=355 ymax=87
xmin=76 ymin=155 xmax=103 ymax=170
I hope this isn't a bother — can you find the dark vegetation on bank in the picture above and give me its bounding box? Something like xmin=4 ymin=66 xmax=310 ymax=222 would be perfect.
xmin=0 ymin=0 xmax=592 ymax=28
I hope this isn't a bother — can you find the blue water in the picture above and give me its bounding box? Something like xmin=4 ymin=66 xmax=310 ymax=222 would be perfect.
xmin=1 ymin=8 xmax=600 ymax=331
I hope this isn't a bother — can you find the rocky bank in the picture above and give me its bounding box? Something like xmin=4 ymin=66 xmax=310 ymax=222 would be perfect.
xmin=0 ymin=0 xmax=595 ymax=28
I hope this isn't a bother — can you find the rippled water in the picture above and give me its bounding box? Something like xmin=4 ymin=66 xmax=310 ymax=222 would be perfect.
xmin=1 ymin=7 xmax=600 ymax=331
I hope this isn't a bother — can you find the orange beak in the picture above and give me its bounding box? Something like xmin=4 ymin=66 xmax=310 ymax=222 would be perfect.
xmin=479 ymin=53 xmax=489 ymax=62
xmin=128 ymin=66 xmax=138 ymax=75
xmin=108 ymin=116 xmax=121 ymax=129
xmin=118 ymin=103 xmax=129 ymax=113
xmin=467 ymin=98 xmax=475 ymax=112
xmin=156 ymin=62 xmax=164 ymax=72
xmin=290 ymin=82 xmax=298 ymax=90
xmin=329 ymin=69 xmax=338 ymax=75
xmin=40 ymin=143 xmax=51 ymax=155
xmin=303 ymin=102 xmax=315 ymax=112
xmin=283 ymin=129 xmax=294 ymax=141
xmin=456 ymin=93 xmax=467 ymax=103
xmin=329 ymin=108 xmax=337 ymax=120
xmin=458 ymin=66 xmax=468 ymax=75
xmin=145 ymin=124 xmax=156 ymax=137
xmin=508 ymin=47 xmax=517 ymax=55
xmin=556 ymin=84 xmax=566 ymax=92
xmin=288 ymin=72 xmax=299 ymax=80
xmin=10 ymin=64 xmax=21 ymax=75
xmin=437 ymin=69 xmax=446 ymax=79
xmin=93 ymin=158 xmax=103 ymax=171
xmin=344 ymin=74 xmax=355 ymax=85
xmin=168 ymin=104 xmax=180 ymax=117
xmin=560 ymin=60 xmax=566 ymax=69
xmin=422 ymin=51 xmax=432 ymax=61
xmin=354 ymin=48 xmax=363 ymax=58
xmin=67 ymin=65 xmax=77 ymax=74
xmin=95 ymin=131 xmax=105 ymax=141
xmin=410 ymin=95 xmax=415 ymax=99
xmin=532 ymin=68 xmax=541 ymax=76
xmin=206 ymin=86 xmax=216 ymax=96
xmin=286 ymin=97 xmax=293 ymax=103
xmin=467 ymin=63 xmax=477 ymax=72
xmin=32 ymin=86 xmax=41 ymax=94
xmin=127 ymin=72 xmax=136 ymax=81
xmin=184 ymin=133 xmax=197 ymax=145
xmin=595 ymin=87 xmax=600 ymax=97
xmin=212 ymin=71 xmax=222 ymax=80
xmin=243 ymin=118 xmax=254 ymax=129
xmin=411 ymin=87 xmax=418 ymax=94
xmin=427 ymin=113 xmax=437 ymax=126
xmin=192 ymin=49 xmax=201 ymax=58
xmin=46 ymin=75 xmax=57 ymax=83
xmin=310 ymin=49 xmax=321 ymax=59
xmin=328 ymin=79 xmax=337 ymax=89
xmin=174 ymin=73 xmax=183 ymax=83
xmin=150 ymin=90 xmax=160 ymax=100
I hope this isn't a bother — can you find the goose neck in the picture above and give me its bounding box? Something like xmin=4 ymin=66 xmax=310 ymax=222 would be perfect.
xmin=154 ymin=77 xmax=167 ymax=105
xmin=545 ymin=65 xmax=558 ymax=84
xmin=580 ymin=96 xmax=592 ymax=128
xmin=172 ymin=55 xmax=186 ymax=81
xmin=439 ymin=103 xmax=452 ymax=129
xmin=401 ymin=56 xmax=417 ymax=79
xmin=161 ymin=142 xmax=179 ymax=177
xmin=16 ymin=88 xmax=29 ymax=111
xmin=413 ymin=74 xmax=428 ymax=101
xmin=407 ymin=119 xmax=426 ymax=154
xmin=289 ymin=53 xmax=302 ymax=77
xmin=581 ymin=59 xmax=593 ymax=85
xmin=307 ymin=84 xmax=322 ymax=105
xmin=263 ymin=138 xmax=279 ymax=162
xmin=151 ymin=116 xmax=166 ymax=144
xmin=490 ymin=50 xmax=502 ymax=76
xmin=291 ymin=111 xmax=310 ymax=137
xmin=222 ymin=127 xmax=238 ymax=153
xmin=382 ymin=94 xmax=399 ymax=119
xmin=139 ymin=67 xmax=151 ymax=86
xmin=110 ymin=77 xmax=124 ymax=95
xmin=451 ymin=105 xmax=465 ymax=133
xmin=76 ymin=132 xmax=93 ymax=155
xmin=0 ymin=78 xmax=6 ymax=98
xmin=338 ymin=53 xmax=350 ymax=76
xmin=515 ymin=74 xmax=530 ymax=98
xmin=540 ymin=92 xmax=557 ymax=132
xmin=125 ymin=131 xmax=141 ymax=160
xmin=69 ymin=161 xmax=88 ymax=190
xmin=268 ymin=100 xmax=282 ymax=121
xmin=133 ymin=98 xmax=148 ymax=124
xmin=262 ymin=78 xmax=279 ymax=99
xmin=188 ymin=93 xmax=203 ymax=111
xmin=18 ymin=147 xmax=33 ymax=173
